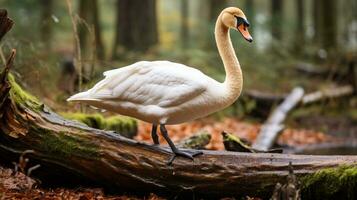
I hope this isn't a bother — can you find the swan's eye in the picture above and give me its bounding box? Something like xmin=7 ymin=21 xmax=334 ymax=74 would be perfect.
xmin=235 ymin=16 xmax=250 ymax=28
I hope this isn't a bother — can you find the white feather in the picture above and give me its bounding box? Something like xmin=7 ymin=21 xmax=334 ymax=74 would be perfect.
xmin=67 ymin=61 xmax=231 ymax=124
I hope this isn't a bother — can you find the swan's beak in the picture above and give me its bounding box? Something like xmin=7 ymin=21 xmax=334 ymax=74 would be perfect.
xmin=238 ymin=23 xmax=253 ymax=43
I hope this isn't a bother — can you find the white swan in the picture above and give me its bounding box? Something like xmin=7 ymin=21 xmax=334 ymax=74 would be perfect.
xmin=68 ymin=7 xmax=252 ymax=164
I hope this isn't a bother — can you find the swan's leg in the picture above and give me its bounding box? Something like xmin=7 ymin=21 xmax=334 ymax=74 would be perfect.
xmin=159 ymin=124 xmax=202 ymax=165
xmin=151 ymin=124 xmax=159 ymax=145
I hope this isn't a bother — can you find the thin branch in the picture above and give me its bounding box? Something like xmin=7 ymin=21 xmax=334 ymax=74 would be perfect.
xmin=66 ymin=0 xmax=83 ymax=92
xmin=0 ymin=49 xmax=15 ymax=83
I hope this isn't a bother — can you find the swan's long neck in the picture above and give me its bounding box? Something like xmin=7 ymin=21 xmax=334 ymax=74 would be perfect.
xmin=215 ymin=15 xmax=243 ymax=101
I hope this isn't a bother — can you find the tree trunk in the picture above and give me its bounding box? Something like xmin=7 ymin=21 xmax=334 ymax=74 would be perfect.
xmin=321 ymin=0 xmax=337 ymax=50
xmin=0 ymin=52 xmax=357 ymax=199
xmin=245 ymin=0 xmax=254 ymax=35
xmin=295 ymin=0 xmax=304 ymax=53
xmin=40 ymin=0 xmax=53 ymax=49
xmin=78 ymin=0 xmax=105 ymax=59
xmin=112 ymin=0 xmax=158 ymax=58
xmin=313 ymin=0 xmax=337 ymax=51
xmin=208 ymin=0 xmax=227 ymax=22
xmin=313 ymin=0 xmax=321 ymax=43
xmin=271 ymin=0 xmax=283 ymax=40
xmin=180 ymin=0 xmax=189 ymax=49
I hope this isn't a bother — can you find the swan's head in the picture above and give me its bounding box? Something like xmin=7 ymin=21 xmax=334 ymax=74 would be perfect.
xmin=220 ymin=7 xmax=253 ymax=42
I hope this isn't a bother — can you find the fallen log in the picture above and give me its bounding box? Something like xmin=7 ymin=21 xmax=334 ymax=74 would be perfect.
xmin=252 ymin=87 xmax=305 ymax=151
xmin=250 ymin=84 xmax=355 ymax=151
xmin=301 ymin=85 xmax=354 ymax=104
xmin=243 ymin=84 xmax=354 ymax=118
xmin=0 ymin=51 xmax=357 ymax=199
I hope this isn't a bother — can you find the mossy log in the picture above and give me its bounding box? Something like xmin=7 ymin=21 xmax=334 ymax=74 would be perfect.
xmin=1 ymin=52 xmax=357 ymax=199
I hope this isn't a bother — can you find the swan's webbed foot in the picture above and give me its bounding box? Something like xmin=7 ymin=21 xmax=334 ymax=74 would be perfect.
xmin=167 ymin=149 xmax=203 ymax=165
xmin=159 ymin=124 xmax=203 ymax=165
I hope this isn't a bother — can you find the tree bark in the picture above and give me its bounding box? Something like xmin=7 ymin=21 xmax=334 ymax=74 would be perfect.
xmin=40 ymin=0 xmax=53 ymax=50
xmin=112 ymin=0 xmax=158 ymax=58
xmin=320 ymin=0 xmax=337 ymax=50
xmin=245 ymin=0 xmax=254 ymax=35
xmin=208 ymin=0 xmax=227 ymax=22
xmin=271 ymin=0 xmax=283 ymax=40
xmin=0 ymin=52 xmax=357 ymax=199
xmin=313 ymin=0 xmax=337 ymax=50
xmin=180 ymin=0 xmax=189 ymax=49
xmin=78 ymin=0 xmax=105 ymax=59
xmin=295 ymin=0 xmax=304 ymax=53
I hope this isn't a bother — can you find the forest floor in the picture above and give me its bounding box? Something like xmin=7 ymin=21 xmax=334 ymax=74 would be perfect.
xmin=136 ymin=117 xmax=336 ymax=150
xmin=0 ymin=165 xmax=165 ymax=200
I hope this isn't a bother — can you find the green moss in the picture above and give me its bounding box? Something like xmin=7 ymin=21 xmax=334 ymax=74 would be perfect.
xmin=301 ymin=165 xmax=357 ymax=200
xmin=105 ymin=115 xmax=137 ymax=138
xmin=222 ymin=132 xmax=254 ymax=152
xmin=179 ymin=131 xmax=211 ymax=149
xmin=7 ymin=74 xmax=41 ymax=110
xmin=35 ymin=128 xmax=99 ymax=159
xmin=61 ymin=112 xmax=137 ymax=138
xmin=61 ymin=112 xmax=105 ymax=129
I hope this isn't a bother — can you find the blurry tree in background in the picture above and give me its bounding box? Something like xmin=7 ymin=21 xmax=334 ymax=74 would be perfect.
xmin=112 ymin=0 xmax=158 ymax=58
xmin=313 ymin=0 xmax=337 ymax=51
xmin=245 ymin=0 xmax=254 ymax=36
xmin=208 ymin=0 xmax=227 ymax=22
xmin=294 ymin=0 xmax=305 ymax=53
xmin=271 ymin=0 xmax=283 ymax=41
xmin=78 ymin=0 xmax=104 ymax=59
xmin=0 ymin=0 xmax=354 ymax=96
xmin=40 ymin=0 xmax=53 ymax=49
xmin=180 ymin=0 xmax=189 ymax=49
xmin=320 ymin=0 xmax=337 ymax=50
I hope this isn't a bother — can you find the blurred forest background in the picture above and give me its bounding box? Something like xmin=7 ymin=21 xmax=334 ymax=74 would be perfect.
xmin=0 ymin=0 xmax=356 ymax=139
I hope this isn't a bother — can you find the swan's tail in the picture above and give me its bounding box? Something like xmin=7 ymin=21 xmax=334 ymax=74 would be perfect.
xmin=67 ymin=91 xmax=93 ymax=102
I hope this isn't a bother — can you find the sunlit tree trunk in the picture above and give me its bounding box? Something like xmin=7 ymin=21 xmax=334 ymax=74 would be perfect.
xmin=40 ymin=0 xmax=53 ymax=49
xmin=78 ymin=0 xmax=104 ymax=59
xmin=112 ymin=0 xmax=158 ymax=58
xmin=271 ymin=0 xmax=283 ymax=40
xmin=180 ymin=0 xmax=189 ymax=49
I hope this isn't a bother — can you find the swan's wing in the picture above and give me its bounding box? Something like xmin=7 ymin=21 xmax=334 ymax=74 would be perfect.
xmin=86 ymin=61 xmax=208 ymax=107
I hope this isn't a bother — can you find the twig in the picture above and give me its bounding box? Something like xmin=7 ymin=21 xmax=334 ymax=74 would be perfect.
xmin=0 ymin=45 xmax=6 ymax=65
xmin=76 ymin=17 xmax=97 ymax=79
xmin=27 ymin=164 xmax=41 ymax=177
xmin=66 ymin=0 xmax=83 ymax=92
xmin=0 ymin=49 xmax=15 ymax=83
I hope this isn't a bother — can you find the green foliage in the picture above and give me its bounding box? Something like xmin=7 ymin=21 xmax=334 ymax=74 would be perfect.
xmin=61 ymin=112 xmax=138 ymax=138
xmin=301 ymin=165 xmax=357 ymax=200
